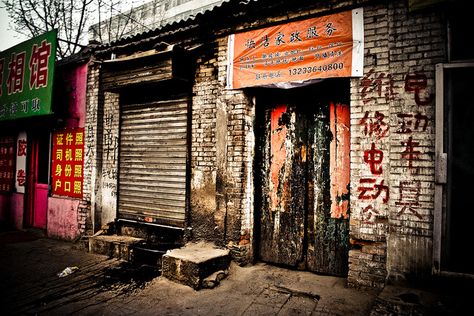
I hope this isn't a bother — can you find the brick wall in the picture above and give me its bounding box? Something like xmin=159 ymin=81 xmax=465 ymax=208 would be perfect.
xmin=386 ymin=1 xmax=444 ymax=282
xmin=348 ymin=2 xmax=391 ymax=290
xmin=348 ymin=1 xmax=444 ymax=289
xmin=190 ymin=37 xmax=254 ymax=264
xmin=84 ymin=62 xmax=104 ymax=232
xmin=190 ymin=41 xmax=220 ymax=240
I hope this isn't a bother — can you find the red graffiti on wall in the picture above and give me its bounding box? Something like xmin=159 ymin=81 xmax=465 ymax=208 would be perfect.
xmin=17 ymin=139 xmax=27 ymax=156
xmin=401 ymin=136 xmax=422 ymax=169
xmin=363 ymin=143 xmax=384 ymax=175
xmin=360 ymin=111 xmax=389 ymax=140
xmin=361 ymin=205 xmax=380 ymax=221
xmin=358 ymin=178 xmax=389 ymax=203
xmin=16 ymin=169 xmax=26 ymax=186
xmin=396 ymin=112 xmax=428 ymax=134
xmin=360 ymin=68 xmax=398 ymax=104
xmin=393 ymin=71 xmax=432 ymax=218
xmin=357 ymin=70 xmax=394 ymax=222
xmin=395 ymin=180 xmax=422 ymax=219
xmin=404 ymin=72 xmax=433 ymax=106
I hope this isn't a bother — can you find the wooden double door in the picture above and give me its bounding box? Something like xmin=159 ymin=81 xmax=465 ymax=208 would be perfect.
xmin=256 ymin=85 xmax=350 ymax=276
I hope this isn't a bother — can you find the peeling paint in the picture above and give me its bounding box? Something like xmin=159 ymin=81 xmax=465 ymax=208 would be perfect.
xmin=258 ymin=92 xmax=349 ymax=275
xmin=270 ymin=105 xmax=289 ymax=212
xmin=329 ymin=102 xmax=350 ymax=219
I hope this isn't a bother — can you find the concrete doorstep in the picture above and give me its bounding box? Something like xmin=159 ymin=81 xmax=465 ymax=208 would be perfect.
xmin=88 ymin=235 xmax=231 ymax=291
xmin=161 ymin=241 xmax=231 ymax=290
xmin=89 ymin=234 xmax=145 ymax=262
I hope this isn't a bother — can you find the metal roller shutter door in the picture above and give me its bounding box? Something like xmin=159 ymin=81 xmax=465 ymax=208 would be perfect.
xmin=118 ymin=98 xmax=188 ymax=227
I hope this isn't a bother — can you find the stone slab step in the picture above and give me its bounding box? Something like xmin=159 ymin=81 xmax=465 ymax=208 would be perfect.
xmin=162 ymin=241 xmax=230 ymax=290
xmin=89 ymin=235 xmax=144 ymax=261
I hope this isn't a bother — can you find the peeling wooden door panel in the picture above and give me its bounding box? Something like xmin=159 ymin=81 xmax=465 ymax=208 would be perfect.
xmin=258 ymin=98 xmax=350 ymax=276
xmin=306 ymin=103 xmax=332 ymax=273
xmin=259 ymin=104 xmax=306 ymax=266
xmin=306 ymin=102 xmax=349 ymax=276
xmin=330 ymin=102 xmax=350 ymax=219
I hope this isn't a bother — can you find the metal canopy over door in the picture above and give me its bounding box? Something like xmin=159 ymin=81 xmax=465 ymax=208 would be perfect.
xmin=256 ymin=83 xmax=350 ymax=276
xmin=118 ymin=98 xmax=188 ymax=227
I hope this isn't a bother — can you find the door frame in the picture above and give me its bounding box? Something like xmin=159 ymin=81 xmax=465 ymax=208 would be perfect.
xmin=434 ymin=62 xmax=474 ymax=278
xmin=25 ymin=131 xmax=51 ymax=229
xmin=253 ymin=80 xmax=351 ymax=276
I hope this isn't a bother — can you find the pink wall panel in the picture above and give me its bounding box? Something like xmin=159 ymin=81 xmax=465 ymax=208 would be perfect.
xmin=64 ymin=63 xmax=88 ymax=128
xmin=11 ymin=193 xmax=24 ymax=230
xmin=33 ymin=184 xmax=48 ymax=229
xmin=0 ymin=194 xmax=10 ymax=224
xmin=47 ymin=197 xmax=80 ymax=240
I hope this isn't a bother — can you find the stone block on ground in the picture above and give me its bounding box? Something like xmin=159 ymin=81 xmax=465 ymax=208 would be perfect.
xmin=88 ymin=235 xmax=144 ymax=261
xmin=162 ymin=241 xmax=230 ymax=290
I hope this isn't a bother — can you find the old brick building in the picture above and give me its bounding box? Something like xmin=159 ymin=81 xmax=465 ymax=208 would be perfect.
xmin=82 ymin=0 xmax=474 ymax=289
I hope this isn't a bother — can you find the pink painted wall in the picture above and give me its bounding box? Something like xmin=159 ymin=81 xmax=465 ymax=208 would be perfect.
xmin=0 ymin=194 xmax=10 ymax=224
xmin=33 ymin=184 xmax=48 ymax=229
xmin=63 ymin=63 xmax=88 ymax=128
xmin=11 ymin=193 xmax=24 ymax=230
xmin=0 ymin=193 xmax=24 ymax=229
xmin=47 ymin=197 xmax=80 ymax=240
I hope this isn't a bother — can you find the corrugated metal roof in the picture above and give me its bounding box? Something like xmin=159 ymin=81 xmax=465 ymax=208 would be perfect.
xmin=93 ymin=0 xmax=243 ymax=49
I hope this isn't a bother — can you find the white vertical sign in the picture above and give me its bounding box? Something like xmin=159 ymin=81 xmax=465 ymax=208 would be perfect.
xmin=15 ymin=131 xmax=27 ymax=193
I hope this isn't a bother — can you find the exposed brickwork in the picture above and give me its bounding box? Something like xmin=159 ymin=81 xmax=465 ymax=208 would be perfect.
xmin=84 ymin=62 xmax=103 ymax=232
xmin=386 ymin=1 xmax=444 ymax=282
xmin=348 ymin=241 xmax=387 ymax=290
xmin=218 ymin=36 xmax=254 ymax=263
xmin=349 ymin=3 xmax=391 ymax=289
xmin=190 ymin=37 xmax=254 ymax=264
xmin=348 ymin=1 xmax=444 ymax=288
xmin=77 ymin=200 xmax=91 ymax=236
xmin=190 ymin=41 xmax=219 ymax=241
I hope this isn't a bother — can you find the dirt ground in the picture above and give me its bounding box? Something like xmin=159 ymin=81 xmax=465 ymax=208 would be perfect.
xmin=0 ymin=229 xmax=378 ymax=315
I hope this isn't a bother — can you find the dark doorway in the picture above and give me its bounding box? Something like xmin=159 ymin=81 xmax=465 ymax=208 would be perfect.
xmin=255 ymin=80 xmax=350 ymax=276
xmin=445 ymin=66 xmax=474 ymax=274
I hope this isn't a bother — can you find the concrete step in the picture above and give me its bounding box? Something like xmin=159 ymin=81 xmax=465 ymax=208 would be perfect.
xmin=89 ymin=235 xmax=144 ymax=261
xmin=162 ymin=241 xmax=230 ymax=290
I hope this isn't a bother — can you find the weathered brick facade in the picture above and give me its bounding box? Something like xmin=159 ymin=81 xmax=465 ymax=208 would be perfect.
xmin=83 ymin=0 xmax=459 ymax=289
xmin=190 ymin=36 xmax=254 ymax=262
xmin=348 ymin=1 xmax=443 ymax=289
xmin=84 ymin=62 xmax=104 ymax=232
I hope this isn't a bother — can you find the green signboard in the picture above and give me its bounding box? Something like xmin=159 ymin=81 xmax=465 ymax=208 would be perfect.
xmin=0 ymin=29 xmax=57 ymax=121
